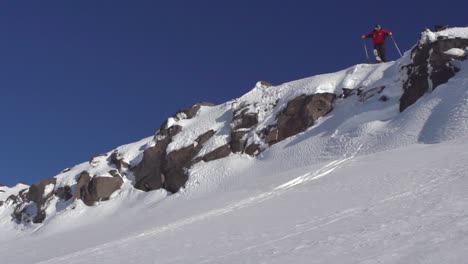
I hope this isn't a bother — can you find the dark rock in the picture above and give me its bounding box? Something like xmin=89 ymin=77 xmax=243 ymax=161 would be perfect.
xmin=133 ymin=141 xmax=167 ymax=192
xmin=16 ymin=177 xmax=57 ymax=223
xmin=61 ymin=168 xmax=71 ymax=173
xmin=108 ymin=169 xmax=120 ymax=177
xmin=229 ymin=105 xmax=259 ymax=153
xmin=276 ymin=93 xmax=336 ymax=141
xmin=179 ymin=102 xmax=214 ymax=119
xmin=27 ymin=178 xmax=56 ymax=205
xmin=74 ymin=172 xmax=123 ymax=206
xmin=89 ymin=153 xmax=108 ymax=167
xmin=195 ymin=130 xmax=216 ymax=146
xmin=400 ymin=37 xmax=468 ymax=112
xmin=359 ymin=86 xmax=385 ymax=102
xmin=109 ymin=151 xmax=129 ymax=171
xmin=164 ymin=130 xmax=215 ymax=193
xmin=8 ymin=189 xmax=28 ymax=205
xmin=379 ymin=95 xmax=389 ymax=102
xmin=244 ymin=144 xmax=261 ymax=156
xmin=257 ymin=81 xmax=273 ymax=87
xmin=133 ymin=125 xmax=182 ymax=192
xmin=262 ymin=126 xmax=279 ymax=146
xmin=74 ymin=171 xmax=91 ymax=200
xmin=134 ymin=125 xmax=215 ymax=193
xmin=340 ymin=88 xmax=354 ymax=98
xmin=163 ymin=145 xmax=194 ymax=193
xmin=232 ymin=109 xmax=258 ymax=130
xmin=55 ymin=186 xmax=73 ymax=201
xmin=434 ymin=25 xmax=448 ymax=32
xmin=81 ymin=176 xmax=124 ymax=206
xmin=230 ymin=130 xmax=248 ymax=153
xmin=6 ymin=194 xmax=18 ymax=204
xmin=202 ymin=144 xmax=232 ymax=162
xmin=0 ymin=183 xmax=5 ymax=187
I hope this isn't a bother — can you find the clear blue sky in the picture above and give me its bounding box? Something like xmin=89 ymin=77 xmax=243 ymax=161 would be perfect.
xmin=0 ymin=0 xmax=466 ymax=186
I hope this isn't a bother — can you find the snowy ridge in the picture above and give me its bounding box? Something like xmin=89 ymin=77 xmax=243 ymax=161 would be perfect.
xmin=1 ymin=27 xmax=468 ymax=263
xmin=0 ymin=183 xmax=29 ymax=203
xmin=421 ymin=26 xmax=468 ymax=44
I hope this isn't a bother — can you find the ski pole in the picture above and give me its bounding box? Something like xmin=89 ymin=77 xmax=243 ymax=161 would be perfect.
xmin=362 ymin=39 xmax=370 ymax=62
xmin=391 ymin=36 xmax=403 ymax=57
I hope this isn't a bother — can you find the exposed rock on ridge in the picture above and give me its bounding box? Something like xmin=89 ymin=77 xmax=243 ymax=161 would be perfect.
xmin=400 ymin=34 xmax=468 ymax=112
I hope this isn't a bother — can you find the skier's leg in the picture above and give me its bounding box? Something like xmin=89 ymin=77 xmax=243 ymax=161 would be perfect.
xmin=373 ymin=44 xmax=382 ymax=62
xmin=378 ymin=44 xmax=386 ymax=62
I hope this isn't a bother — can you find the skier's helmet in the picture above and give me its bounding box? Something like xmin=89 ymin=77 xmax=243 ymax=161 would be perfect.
xmin=374 ymin=25 xmax=382 ymax=30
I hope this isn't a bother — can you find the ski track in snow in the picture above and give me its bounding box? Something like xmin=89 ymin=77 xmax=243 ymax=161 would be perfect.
xmin=195 ymin=165 xmax=467 ymax=264
xmin=35 ymin=145 xmax=364 ymax=264
xmin=34 ymin=147 xmax=466 ymax=264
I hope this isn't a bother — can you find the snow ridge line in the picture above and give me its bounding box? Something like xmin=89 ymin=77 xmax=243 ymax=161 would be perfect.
xmin=34 ymin=146 xmax=363 ymax=264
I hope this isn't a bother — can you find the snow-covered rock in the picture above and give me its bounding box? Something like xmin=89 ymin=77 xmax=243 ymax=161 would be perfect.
xmin=401 ymin=30 xmax=468 ymax=111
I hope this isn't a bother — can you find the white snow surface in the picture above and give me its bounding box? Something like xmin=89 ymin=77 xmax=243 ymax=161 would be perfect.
xmin=445 ymin=48 xmax=468 ymax=57
xmin=0 ymin=183 xmax=29 ymax=202
xmin=2 ymin=38 xmax=468 ymax=263
xmin=420 ymin=26 xmax=468 ymax=44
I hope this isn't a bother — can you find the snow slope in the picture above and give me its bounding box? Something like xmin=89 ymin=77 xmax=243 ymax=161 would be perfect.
xmin=1 ymin=28 xmax=468 ymax=263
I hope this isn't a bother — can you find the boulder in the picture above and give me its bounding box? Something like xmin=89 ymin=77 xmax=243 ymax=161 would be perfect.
xmin=84 ymin=176 xmax=123 ymax=206
xmin=244 ymin=143 xmax=261 ymax=156
xmin=74 ymin=171 xmax=91 ymax=200
xmin=55 ymin=186 xmax=73 ymax=201
xmin=276 ymin=93 xmax=336 ymax=141
xmin=202 ymin=144 xmax=232 ymax=162
xmin=72 ymin=172 xmax=122 ymax=206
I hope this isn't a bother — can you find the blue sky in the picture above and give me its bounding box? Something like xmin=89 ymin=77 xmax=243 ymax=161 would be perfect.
xmin=0 ymin=0 xmax=466 ymax=186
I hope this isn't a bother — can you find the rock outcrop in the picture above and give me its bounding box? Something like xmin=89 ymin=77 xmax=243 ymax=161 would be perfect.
xmin=230 ymin=104 xmax=259 ymax=153
xmin=133 ymin=103 xmax=220 ymax=193
xmin=275 ymin=93 xmax=336 ymax=142
xmin=73 ymin=172 xmax=123 ymax=206
xmin=132 ymin=123 xmax=182 ymax=192
xmin=200 ymin=144 xmax=232 ymax=162
xmin=12 ymin=178 xmax=56 ymax=223
xmin=400 ymin=35 xmax=468 ymax=112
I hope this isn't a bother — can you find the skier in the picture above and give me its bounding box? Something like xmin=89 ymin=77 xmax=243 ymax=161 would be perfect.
xmin=361 ymin=25 xmax=393 ymax=62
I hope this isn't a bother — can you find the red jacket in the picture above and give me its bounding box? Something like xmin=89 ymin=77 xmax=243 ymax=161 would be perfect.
xmin=365 ymin=29 xmax=391 ymax=45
